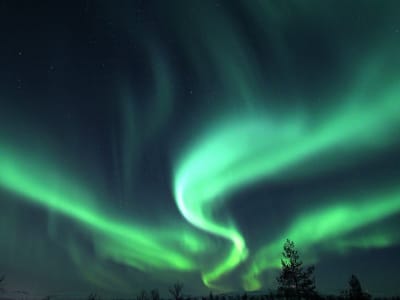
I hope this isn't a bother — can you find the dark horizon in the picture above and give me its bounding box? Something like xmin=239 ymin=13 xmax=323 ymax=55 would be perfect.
xmin=0 ymin=0 xmax=400 ymax=297
xmin=0 ymin=241 xmax=399 ymax=298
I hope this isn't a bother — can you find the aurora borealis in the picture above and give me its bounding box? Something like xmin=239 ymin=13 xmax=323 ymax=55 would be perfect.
xmin=0 ymin=0 xmax=400 ymax=297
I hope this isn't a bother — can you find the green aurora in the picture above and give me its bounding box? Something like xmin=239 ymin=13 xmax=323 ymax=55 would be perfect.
xmin=0 ymin=0 xmax=400 ymax=296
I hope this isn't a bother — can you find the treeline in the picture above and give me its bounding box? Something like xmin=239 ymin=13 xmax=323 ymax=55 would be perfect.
xmin=1 ymin=240 xmax=399 ymax=300
xmin=124 ymin=240 xmax=397 ymax=300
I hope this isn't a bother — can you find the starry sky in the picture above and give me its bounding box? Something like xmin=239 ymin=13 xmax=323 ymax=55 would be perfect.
xmin=0 ymin=0 xmax=400 ymax=298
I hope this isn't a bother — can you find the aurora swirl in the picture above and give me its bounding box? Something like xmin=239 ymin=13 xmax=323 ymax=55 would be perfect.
xmin=0 ymin=0 xmax=400 ymax=297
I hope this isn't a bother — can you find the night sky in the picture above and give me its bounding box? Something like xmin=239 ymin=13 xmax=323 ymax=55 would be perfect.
xmin=0 ymin=0 xmax=400 ymax=298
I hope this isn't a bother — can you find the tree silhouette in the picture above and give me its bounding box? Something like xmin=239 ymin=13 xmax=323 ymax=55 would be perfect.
xmin=277 ymin=239 xmax=316 ymax=300
xmin=151 ymin=289 xmax=160 ymax=300
xmin=349 ymin=275 xmax=362 ymax=298
xmin=342 ymin=275 xmax=371 ymax=300
xmin=209 ymin=291 xmax=214 ymax=300
xmin=169 ymin=282 xmax=184 ymax=300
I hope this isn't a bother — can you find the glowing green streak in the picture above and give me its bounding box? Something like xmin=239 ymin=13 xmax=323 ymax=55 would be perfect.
xmin=175 ymin=174 xmax=247 ymax=286
xmin=0 ymin=145 xmax=200 ymax=272
xmin=174 ymin=73 xmax=400 ymax=287
xmin=333 ymin=231 xmax=400 ymax=251
xmin=243 ymin=188 xmax=400 ymax=290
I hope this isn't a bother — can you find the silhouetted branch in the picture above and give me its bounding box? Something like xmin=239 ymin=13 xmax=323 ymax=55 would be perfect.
xmin=169 ymin=282 xmax=184 ymax=300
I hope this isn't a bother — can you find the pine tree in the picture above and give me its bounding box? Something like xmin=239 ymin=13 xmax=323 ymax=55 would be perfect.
xmin=349 ymin=275 xmax=363 ymax=299
xmin=342 ymin=275 xmax=371 ymax=300
xmin=277 ymin=239 xmax=316 ymax=300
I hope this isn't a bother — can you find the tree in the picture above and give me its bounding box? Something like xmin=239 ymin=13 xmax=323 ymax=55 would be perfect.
xmin=349 ymin=275 xmax=362 ymax=298
xmin=342 ymin=275 xmax=370 ymax=300
xmin=277 ymin=239 xmax=316 ymax=300
xmin=151 ymin=289 xmax=160 ymax=300
xmin=169 ymin=282 xmax=184 ymax=300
